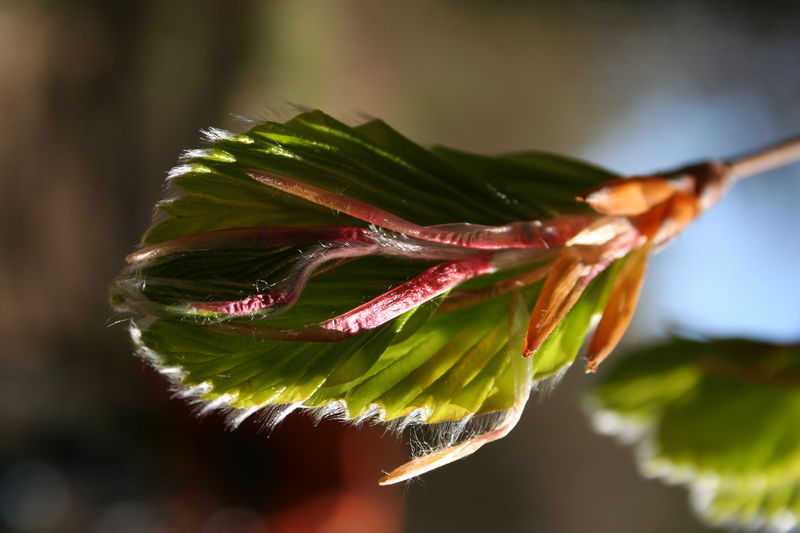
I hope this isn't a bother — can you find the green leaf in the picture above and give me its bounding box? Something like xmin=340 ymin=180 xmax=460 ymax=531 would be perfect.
xmin=115 ymin=108 xmax=621 ymax=437
xmin=144 ymin=110 xmax=612 ymax=244
xmin=588 ymin=338 xmax=800 ymax=531
xmin=131 ymin=263 xmax=619 ymax=427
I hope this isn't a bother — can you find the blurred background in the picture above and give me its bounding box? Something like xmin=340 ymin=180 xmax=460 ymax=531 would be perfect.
xmin=2 ymin=1 xmax=799 ymax=531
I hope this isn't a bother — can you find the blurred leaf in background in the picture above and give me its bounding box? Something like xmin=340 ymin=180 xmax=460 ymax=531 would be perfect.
xmin=588 ymin=338 xmax=800 ymax=532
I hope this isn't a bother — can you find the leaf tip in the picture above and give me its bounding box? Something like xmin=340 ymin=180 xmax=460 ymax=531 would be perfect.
xmin=377 ymin=472 xmax=404 ymax=486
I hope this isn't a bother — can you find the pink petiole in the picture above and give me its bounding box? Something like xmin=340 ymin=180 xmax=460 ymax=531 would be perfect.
xmin=207 ymin=249 xmax=542 ymax=341
xmin=245 ymin=170 xmax=592 ymax=249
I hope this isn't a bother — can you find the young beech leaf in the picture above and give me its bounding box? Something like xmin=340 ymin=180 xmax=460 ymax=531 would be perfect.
xmin=588 ymin=338 xmax=800 ymax=532
xmin=112 ymin=109 xmax=727 ymax=483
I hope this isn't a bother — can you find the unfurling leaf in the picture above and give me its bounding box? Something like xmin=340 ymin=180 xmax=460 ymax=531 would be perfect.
xmin=588 ymin=338 xmax=800 ymax=532
xmin=111 ymin=109 xmax=727 ymax=482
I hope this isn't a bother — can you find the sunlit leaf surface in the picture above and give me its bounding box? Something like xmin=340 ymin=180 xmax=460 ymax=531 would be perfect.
xmin=112 ymin=109 xmax=626 ymax=478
